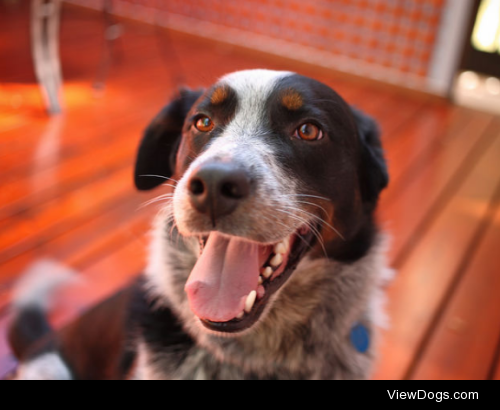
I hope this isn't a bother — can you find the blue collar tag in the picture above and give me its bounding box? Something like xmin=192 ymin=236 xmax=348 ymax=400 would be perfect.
xmin=350 ymin=323 xmax=370 ymax=354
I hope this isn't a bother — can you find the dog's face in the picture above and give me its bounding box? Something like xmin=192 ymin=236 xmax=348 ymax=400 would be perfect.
xmin=135 ymin=70 xmax=388 ymax=335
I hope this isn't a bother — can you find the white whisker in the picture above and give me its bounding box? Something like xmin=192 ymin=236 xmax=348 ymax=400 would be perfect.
xmin=138 ymin=194 xmax=175 ymax=210
xmin=161 ymin=183 xmax=178 ymax=190
xmin=272 ymin=206 xmax=328 ymax=257
xmin=294 ymin=200 xmax=329 ymax=218
xmin=275 ymin=196 xmax=345 ymax=242
xmin=293 ymin=206 xmax=346 ymax=242
xmin=139 ymin=174 xmax=179 ymax=184
xmin=284 ymin=193 xmax=330 ymax=202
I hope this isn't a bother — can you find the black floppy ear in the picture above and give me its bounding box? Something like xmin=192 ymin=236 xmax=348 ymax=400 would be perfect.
xmin=134 ymin=89 xmax=203 ymax=191
xmin=351 ymin=107 xmax=389 ymax=210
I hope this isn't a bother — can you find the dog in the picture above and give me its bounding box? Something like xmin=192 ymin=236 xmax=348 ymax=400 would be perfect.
xmin=8 ymin=69 xmax=391 ymax=380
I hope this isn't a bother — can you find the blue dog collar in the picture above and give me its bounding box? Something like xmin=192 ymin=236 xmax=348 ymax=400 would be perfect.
xmin=350 ymin=323 xmax=370 ymax=354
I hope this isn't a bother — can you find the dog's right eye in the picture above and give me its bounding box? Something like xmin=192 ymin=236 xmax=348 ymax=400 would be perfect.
xmin=194 ymin=116 xmax=215 ymax=133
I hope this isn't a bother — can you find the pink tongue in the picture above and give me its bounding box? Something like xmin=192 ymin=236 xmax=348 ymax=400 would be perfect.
xmin=185 ymin=233 xmax=264 ymax=323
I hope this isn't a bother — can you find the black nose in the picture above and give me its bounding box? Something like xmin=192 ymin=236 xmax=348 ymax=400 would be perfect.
xmin=188 ymin=162 xmax=252 ymax=225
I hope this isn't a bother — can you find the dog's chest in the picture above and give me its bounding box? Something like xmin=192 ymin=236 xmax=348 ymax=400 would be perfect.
xmin=137 ymin=323 xmax=375 ymax=380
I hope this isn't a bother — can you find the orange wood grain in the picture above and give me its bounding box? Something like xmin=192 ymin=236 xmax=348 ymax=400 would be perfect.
xmin=373 ymin=128 xmax=500 ymax=380
xmin=0 ymin=124 xmax=141 ymax=222
xmin=409 ymin=190 xmax=500 ymax=380
xmin=384 ymin=104 xmax=465 ymax=188
xmin=381 ymin=115 xmax=497 ymax=265
xmin=0 ymin=166 xmax=137 ymax=264
xmin=0 ymin=81 xmax=170 ymax=175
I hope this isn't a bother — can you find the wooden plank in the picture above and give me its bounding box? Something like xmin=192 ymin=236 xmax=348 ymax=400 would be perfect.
xmin=409 ymin=186 xmax=500 ymax=380
xmin=373 ymin=124 xmax=500 ymax=380
xmin=0 ymin=166 xmax=137 ymax=264
xmin=0 ymin=178 xmax=157 ymax=277
xmin=0 ymin=78 xmax=171 ymax=173
xmin=384 ymin=104 xmax=468 ymax=187
xmin=380 ymin=114 xmax=496 ymax=265
xmin=0 ymin=122 xmax=142 ymax=221
xmin=374 ymin=94 xmax=430 ymax=139
xmin=0 ymin=79 xmax=157 ymax=151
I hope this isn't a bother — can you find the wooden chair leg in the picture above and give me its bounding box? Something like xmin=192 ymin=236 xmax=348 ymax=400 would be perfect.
xmin=31 ymin=0 xmax=63 ymax=115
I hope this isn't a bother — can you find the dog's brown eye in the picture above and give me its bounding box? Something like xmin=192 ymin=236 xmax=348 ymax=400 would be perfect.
xmin=296 ymin=123 xmax=323 ymax=141
xmin=195 ymin=116 xmax=214 ymax=133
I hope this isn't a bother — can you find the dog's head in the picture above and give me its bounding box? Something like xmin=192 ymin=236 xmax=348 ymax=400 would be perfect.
xmin=135 ymin=70 xmax=388 ymax=334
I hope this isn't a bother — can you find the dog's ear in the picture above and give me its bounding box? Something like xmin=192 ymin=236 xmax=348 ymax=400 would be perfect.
xmin=351 ymin=107 xmax=389 ymax=210
xmin=134 ymin=89 xmax=203 ymax=191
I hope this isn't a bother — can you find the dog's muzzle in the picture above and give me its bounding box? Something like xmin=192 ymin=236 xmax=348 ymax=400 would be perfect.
xmin=176 ymin=156 xmax=318 ymax=334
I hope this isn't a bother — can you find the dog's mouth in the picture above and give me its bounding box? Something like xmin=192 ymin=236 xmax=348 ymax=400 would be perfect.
xmin=184 ymin=225 xmax=317 ymax=334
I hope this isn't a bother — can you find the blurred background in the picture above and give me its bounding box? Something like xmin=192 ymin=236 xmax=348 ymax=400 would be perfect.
xmin=0 ymin=0 xmax=499 ymax=380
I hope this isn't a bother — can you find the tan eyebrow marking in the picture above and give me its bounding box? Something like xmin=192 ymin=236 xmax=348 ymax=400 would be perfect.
xmin=281 ymin=89 xmax=304 ymax=111
xmin=210 ymin=85 xmax=230 ymax=105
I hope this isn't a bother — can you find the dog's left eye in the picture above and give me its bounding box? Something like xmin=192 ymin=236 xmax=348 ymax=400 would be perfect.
xmin=295 ymin=123 xmax=323 ymax=141
xmin=194 ymin=116 xmax=215 ymax=133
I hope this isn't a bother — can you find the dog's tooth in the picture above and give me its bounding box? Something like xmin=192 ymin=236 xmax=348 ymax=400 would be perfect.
xmin=270 ymin=253 xmax=283 ymax=268
xmin=274 ymin=242 xmax=287 ymax=255
xmin=244 ymin=291 xmax=257 ymax=313
xmin=258 ymin=276 xmax=263 ymax=285
xmin=236 ymin=311 xmax=245 ymax=320
xmin=262 ymin=266 xmax=273 ymax=279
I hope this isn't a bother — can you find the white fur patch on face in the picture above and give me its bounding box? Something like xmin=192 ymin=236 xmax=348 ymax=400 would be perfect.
xmin=220 ymin=69 xmax=293 ymax=136
xmin=15 ymin=353 xmax=72 ymax=380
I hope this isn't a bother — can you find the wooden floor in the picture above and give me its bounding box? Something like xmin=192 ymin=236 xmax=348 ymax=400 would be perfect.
xmin=1 ymin=3 xmax=500 ymax=380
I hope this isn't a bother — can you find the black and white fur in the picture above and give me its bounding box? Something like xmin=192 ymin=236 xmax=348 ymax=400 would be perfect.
xmin=9 ymin=69 xmax=392 ymax=380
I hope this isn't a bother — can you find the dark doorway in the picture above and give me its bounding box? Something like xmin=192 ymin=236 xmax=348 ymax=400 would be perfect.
xmin=460 ymin=0 xmax=500 ymax=78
